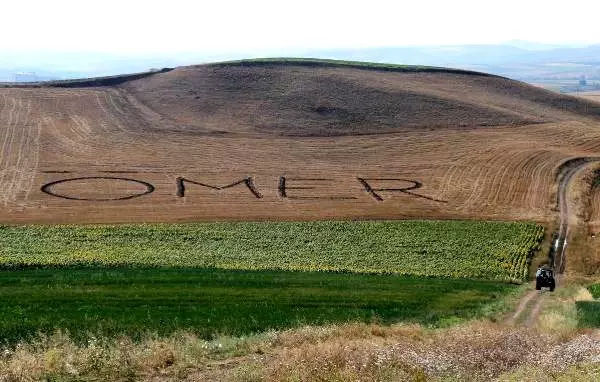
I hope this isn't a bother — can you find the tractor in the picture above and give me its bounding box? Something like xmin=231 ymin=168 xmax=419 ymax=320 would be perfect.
xmin=535 ymin=266 xmax=555 ymax=291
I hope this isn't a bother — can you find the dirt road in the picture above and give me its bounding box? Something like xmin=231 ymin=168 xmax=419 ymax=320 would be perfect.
xmin=509 ymin=158 xmax=596 ymax=326
xmin=554 ymin=158 xmax=598 ymax=273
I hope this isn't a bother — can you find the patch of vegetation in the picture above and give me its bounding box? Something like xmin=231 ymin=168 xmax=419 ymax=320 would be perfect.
xmin=209 ymin=57 xmax=495 ymax=76
xmin=576 ymin=300 xmax=600 ymax=327
xmin=0 ymin=221 xmax=543 ymax=281
xmin=588 ymin=283 xmax=600 ymax=298
xmin=0 ymin=267 xmax=516 ymax=345
xmin=578 ymin=283 xmax=600 ymax=327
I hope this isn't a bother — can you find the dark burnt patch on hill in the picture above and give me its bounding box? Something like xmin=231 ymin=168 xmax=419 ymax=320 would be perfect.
xmin=247 ymin=73 xmax=537 ymax=136
xmin=121 ymin=60 xmax=600 ymax=137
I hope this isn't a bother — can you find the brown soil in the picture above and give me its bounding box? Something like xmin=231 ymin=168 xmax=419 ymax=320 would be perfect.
xmin=1 ymin=62 xmax=600 ymax=224
xmin=574 ymin=91 xmax=600 ymax=104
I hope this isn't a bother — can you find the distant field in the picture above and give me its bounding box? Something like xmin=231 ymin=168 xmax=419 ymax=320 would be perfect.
xmin=0 ymin=221 xmax=543 ymax=281
xmin=0 ymin=267 xmax=517 ymax=345
xmin=573 ymin=90 xmax=600 ymax=103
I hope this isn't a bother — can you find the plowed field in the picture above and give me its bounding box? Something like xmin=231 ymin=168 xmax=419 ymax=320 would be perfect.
xmin=2 ymin=60 xmax=600 ymax=224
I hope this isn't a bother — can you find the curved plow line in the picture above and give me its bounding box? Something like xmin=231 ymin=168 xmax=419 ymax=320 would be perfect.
xmin=94 ymin=92 xmax=131 ymax=145
xmin=526 ymin=152 xmax=560 ymax=211
xmin=103 ymin=92 xmax=132 ymax=135
xmin=458 ymin=149 xmax=506 ymax=211
xmin=70 ymin=115 xmax=93 ymax=139
xmin=484 ymin=150 xmax=532 ymax=207
xmin=455 ymin=159 xmax=487 ymax=211
xmin=93 ymin=91 xmax=131 ymax=137
xmin=436 ymin=163 xmax=462 ymax=200
xmin=497 ymin=150 xmax=550 ymax=208
xmin=46 ymin=115 xmax=93 ymax=155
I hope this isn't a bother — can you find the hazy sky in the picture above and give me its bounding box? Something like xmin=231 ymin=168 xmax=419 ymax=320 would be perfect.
xmin=2 ymin=0 xmax=599 ymax=54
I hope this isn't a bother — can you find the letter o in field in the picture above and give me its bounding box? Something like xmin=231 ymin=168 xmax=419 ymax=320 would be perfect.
xmin=41 ymin=176 xmax=155 ymax=201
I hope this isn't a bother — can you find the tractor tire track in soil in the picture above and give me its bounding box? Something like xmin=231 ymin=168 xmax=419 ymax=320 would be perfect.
xmin=507 ymin=290 xmax=537 ymax=325
xmin=525 ymin=294 xmax=546 ymax=328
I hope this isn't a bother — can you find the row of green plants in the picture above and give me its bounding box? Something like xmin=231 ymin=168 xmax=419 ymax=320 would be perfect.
xmin=0 ymin=220 xmax=543 ymax=282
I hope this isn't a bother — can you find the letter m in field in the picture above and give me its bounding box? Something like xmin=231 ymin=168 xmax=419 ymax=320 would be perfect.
xmin=176 ymin=177 xmax=262 ymax=198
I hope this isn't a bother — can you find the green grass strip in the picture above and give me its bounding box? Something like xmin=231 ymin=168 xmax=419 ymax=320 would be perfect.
xmin=0 ymin=267 xmax=516 ymax=345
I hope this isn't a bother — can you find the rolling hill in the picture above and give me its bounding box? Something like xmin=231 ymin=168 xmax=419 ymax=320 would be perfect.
xmin=0 ymin=59 xmax=599 ymax=224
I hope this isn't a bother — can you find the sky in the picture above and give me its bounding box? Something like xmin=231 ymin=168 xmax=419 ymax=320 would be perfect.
xmin=1 ymin=0 xmax=599 ymax=54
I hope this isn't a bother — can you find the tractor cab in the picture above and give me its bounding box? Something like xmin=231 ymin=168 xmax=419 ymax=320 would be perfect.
xmin=535 ymin=266 xmax=555 ymax=291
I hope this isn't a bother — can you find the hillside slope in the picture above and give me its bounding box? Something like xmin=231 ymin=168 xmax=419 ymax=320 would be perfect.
xmin=0 ymin=59 xmax=600 ymax=223
xmin=121 ymin=59 xmax=600 ymax=136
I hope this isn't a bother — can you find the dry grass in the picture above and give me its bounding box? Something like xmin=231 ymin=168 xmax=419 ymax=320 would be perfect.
xmin=534 ymin=283 xmax=583 ymax=341
xmin=585 ymin=164 xmax=600 ymax=234
xmin=2 ymin=318 xmax=599 ymax=381
xmin=567 ymin=163 xmax=600 ymax=225
xmin=0 ymin=330 xmax=276 ymax=381
xmin=498 ymin=363 xmax=600 ymax=381
xmin=238 ymin=281 xmax=600 ymax=382
xmin=258 ymin=321 xmax=537 ymax=381
xmin=568 ymin=230 xmax=600 ymax=275
xmin=0 ymin=63 xmax=600 ymax=223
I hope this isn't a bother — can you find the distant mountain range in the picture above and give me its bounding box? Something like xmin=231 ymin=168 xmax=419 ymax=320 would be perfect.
xmin=1 ymin=42 xmax=599 ymax=84
xmin=306 ymin=44 xmax=600 ymax=80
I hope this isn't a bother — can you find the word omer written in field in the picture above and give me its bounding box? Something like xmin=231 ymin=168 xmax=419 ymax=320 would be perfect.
xmin=40 ymin=175 xmax=447 ymax=203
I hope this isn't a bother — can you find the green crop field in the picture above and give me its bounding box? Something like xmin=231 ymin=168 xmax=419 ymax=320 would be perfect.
xmin=0 ymin=220 xmax=543 ymax=282
xmin=0 ymin=267 xmax=516 ymax=345
xmin=0 ymin=220 xmax=542 ymax=344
